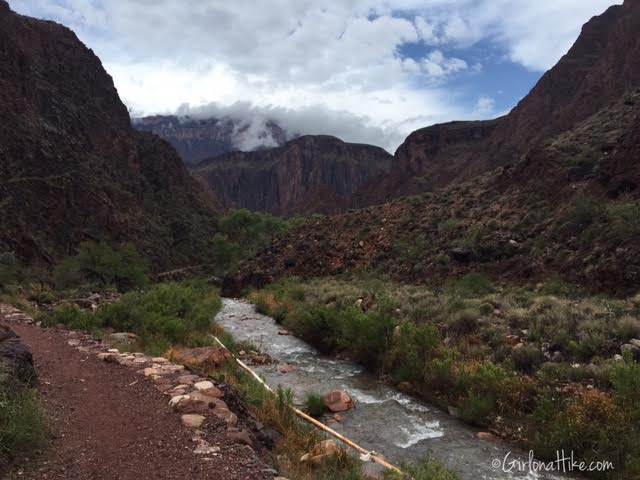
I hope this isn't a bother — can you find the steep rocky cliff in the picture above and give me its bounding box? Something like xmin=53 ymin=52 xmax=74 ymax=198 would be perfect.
xmin=134 ymin=115 xmax=288 ymax=164
xmin=0 ymin=2 xmax=217 ymax=268
xmin=239 ymin=0 xmax=640 ymax=294
xmin=193 ymin=135 xmax=392 ymax=215
xmin=371 ymin=1 xmax=640 ymax=202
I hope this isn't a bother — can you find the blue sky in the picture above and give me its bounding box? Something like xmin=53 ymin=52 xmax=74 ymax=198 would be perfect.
xmin=9 ymin=0 xmax=621 ymax=151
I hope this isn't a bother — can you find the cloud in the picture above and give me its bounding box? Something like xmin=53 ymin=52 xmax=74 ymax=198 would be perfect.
xmin=9 ymin=0 xmax=621 ymax=151
xmin=472 ymin=96 xmax=495 ymax=117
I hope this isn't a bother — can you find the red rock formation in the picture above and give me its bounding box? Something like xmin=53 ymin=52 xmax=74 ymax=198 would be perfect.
xmin=0 ymin=1 xmax=217 ymax=267
xmin=134 ymin=115 xmax=288 ymax=165
xmin=372 ymin=0 xmax=640 ymax=202
xmin=194 ymin=135 xmax=392 ymax=215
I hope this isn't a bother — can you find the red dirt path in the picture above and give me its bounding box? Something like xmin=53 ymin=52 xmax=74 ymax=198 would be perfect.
xmin=7 ymin=323 xmax=271 ymax=480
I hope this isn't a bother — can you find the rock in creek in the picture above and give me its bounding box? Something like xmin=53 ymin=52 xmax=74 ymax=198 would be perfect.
xmin=324 ymin=390 xmax=354 ymax=412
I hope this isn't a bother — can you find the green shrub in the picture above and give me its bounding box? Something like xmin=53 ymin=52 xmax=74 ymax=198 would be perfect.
xmin=0 ymin=385 xmax=48 ymax=464
xmin=96 ymin=282 xmax=220 ymax=354
xmin=210 ymin=233 xmax=241 ymax=274
xmin=305 ymin=393 xmax=326 ymax=418
xmin=388 ymin=321 xmax=439 ymax=383
xmin=41 ymin=282 xmax=221 ymax=356
xmin=339 ymin=299 xmax=396 ymax=368
xmin=558 ymin=193 xmax=604 ymax=236
xmin=604 ymin=200 xmax=640 ymax=244
xmin=211 ymin=209 xmax=296 ymax=275
xmin=451 ymin=273 xmax=494 ymax=297
xmin=284 ymin=305 xmax=342 ymax=354
xmin=460 ymin=392 xmax=494 ymax=426
xmin=53 ymin=242 xmax=149 ymax=292
xmin=385 ymin=459 xmax=459 ymax=480
xmin=446 ymin=309 xmax=479 ymax=336
xmin=0 ymin=253 xmax=23 ymax=290
xmin=511 ymin=345 xmax=543 ymax=373
xmin=38 ymin=303 xmax=96 ymax=332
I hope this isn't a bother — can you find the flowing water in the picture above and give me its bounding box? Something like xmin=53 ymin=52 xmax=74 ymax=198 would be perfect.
xmin=217 ymin=298 xmax=574 ymax=480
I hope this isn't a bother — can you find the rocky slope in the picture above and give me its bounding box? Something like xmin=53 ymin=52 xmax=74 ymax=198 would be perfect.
xmin=134 ymin=115 xmax=288 ymax=165
xmin=363 ymin=0 xmax=640 ymax=203
xmin=238 ymin=0 xmax=640 ymax=295
xmin=0 ymin=2 xmax=217 ymax=268
xmin=193 ymin=135 xmax=393 ymax=215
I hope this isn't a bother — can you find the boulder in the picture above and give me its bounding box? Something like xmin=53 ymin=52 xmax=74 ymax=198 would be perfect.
xmin=181 ymin=414 xmax=206 ymax=428
xmin=277 ymin=363 xmax=296 ymax=374
xmin=176 ymin=374 xmax=200 ymax=385
xmin=170 ymin=347 xmax=231 ymax=370
xmin=621 ymin=343 xmax=640 ymax=360
xmin=0 ymin=325 xmax=36 ymax=386
xmin=171 ymin=392 xmax=223 ymax=414
xmin=323 ymin=390 xmax=354 ymax=412
xmin=300 ymin=440 xmax=342 ymax=466
xmin=194 ymin=380 xmax=215 ymax=391
xmin=213 ymin=406 xmax=238 ymax=427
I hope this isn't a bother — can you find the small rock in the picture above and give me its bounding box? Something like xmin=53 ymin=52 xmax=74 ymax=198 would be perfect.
xmin=169 ymin=395 xmax=190 ymax=407
xmin=181 ymin=414 xmax=206 ymax=428
xmin=97 ymin=352 xmax=118 ymax=362
xmin=213 ymin=407 xmax=238 ymax=427
xmin=448 ymin=406 xmax=460 ymax=418
xmin=67 ymin=339 xmax=80 ymax=346
xmin=324 ymin=390 xmax=354 ymax=412
xmin=277 ymin=363 xmax=296 ymax=374
xmin=177 ymin=374 xmax=199 ymax=385
xmin=477 ymin=432 xmax=497 ymax=441
xmin=226 ymin=429 xmax=253 ymax=447
xmin=194 ymin=443 xmax=221 ymax=455
xmin=397 ymin=382 xmax=413 ymax=393
xmin=143 ymin=368 xmax=160 ymax=377
xmin=277 ymin=330 xmax=292 ymax=336
xmin=614 ymin=354 xmax=624 ymax=362
xmin=194 ymin=381 xmax=215 ymax=391
xmin=505 ymin=335 xmax=520 ymax=346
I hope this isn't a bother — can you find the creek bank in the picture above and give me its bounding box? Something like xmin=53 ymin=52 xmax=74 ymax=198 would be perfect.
xmin=0 ymin=303 xmax=279 ymax=479
xmin=217 ymin=298 xmax=573 ymax=480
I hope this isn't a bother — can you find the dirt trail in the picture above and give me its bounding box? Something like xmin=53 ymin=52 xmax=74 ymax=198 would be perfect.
xmin=5 ymin=321 xmax=272 ymax=480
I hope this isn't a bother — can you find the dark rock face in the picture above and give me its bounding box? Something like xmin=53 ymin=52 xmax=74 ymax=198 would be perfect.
xmin=360 ymin=120 xmax=502 ymax=203
xmin=0 ymin=4 xmax=217 ymax=268
xmin=0 ymin=325 xmax=35 ymax=386
xmin=133 ymin=115 xmax=288 ymax=165
xmin=240 ymin=3 xmax=640 ymax=295
xmin=193 ymin=135 xmax=392 ymax=215
xmin=373 ymin=0 xmax=640 ymax=201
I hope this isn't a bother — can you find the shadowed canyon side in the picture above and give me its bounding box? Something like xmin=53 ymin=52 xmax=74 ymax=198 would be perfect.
xmin=238 ymin=0 xmax=640 ymax=295
xmin=0 ymin=1 xmax=217 ymax=268
xmin=193 ymin=135 xmax=393 ymax=215
xmin=134 ymin=115 xmax=289 ymax=165
xmin=362 ymin=0 xmax=640 ymax=204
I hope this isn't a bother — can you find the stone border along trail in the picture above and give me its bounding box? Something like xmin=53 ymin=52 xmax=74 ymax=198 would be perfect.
xmin=0 ymin=304 xmax=284 ymax=480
